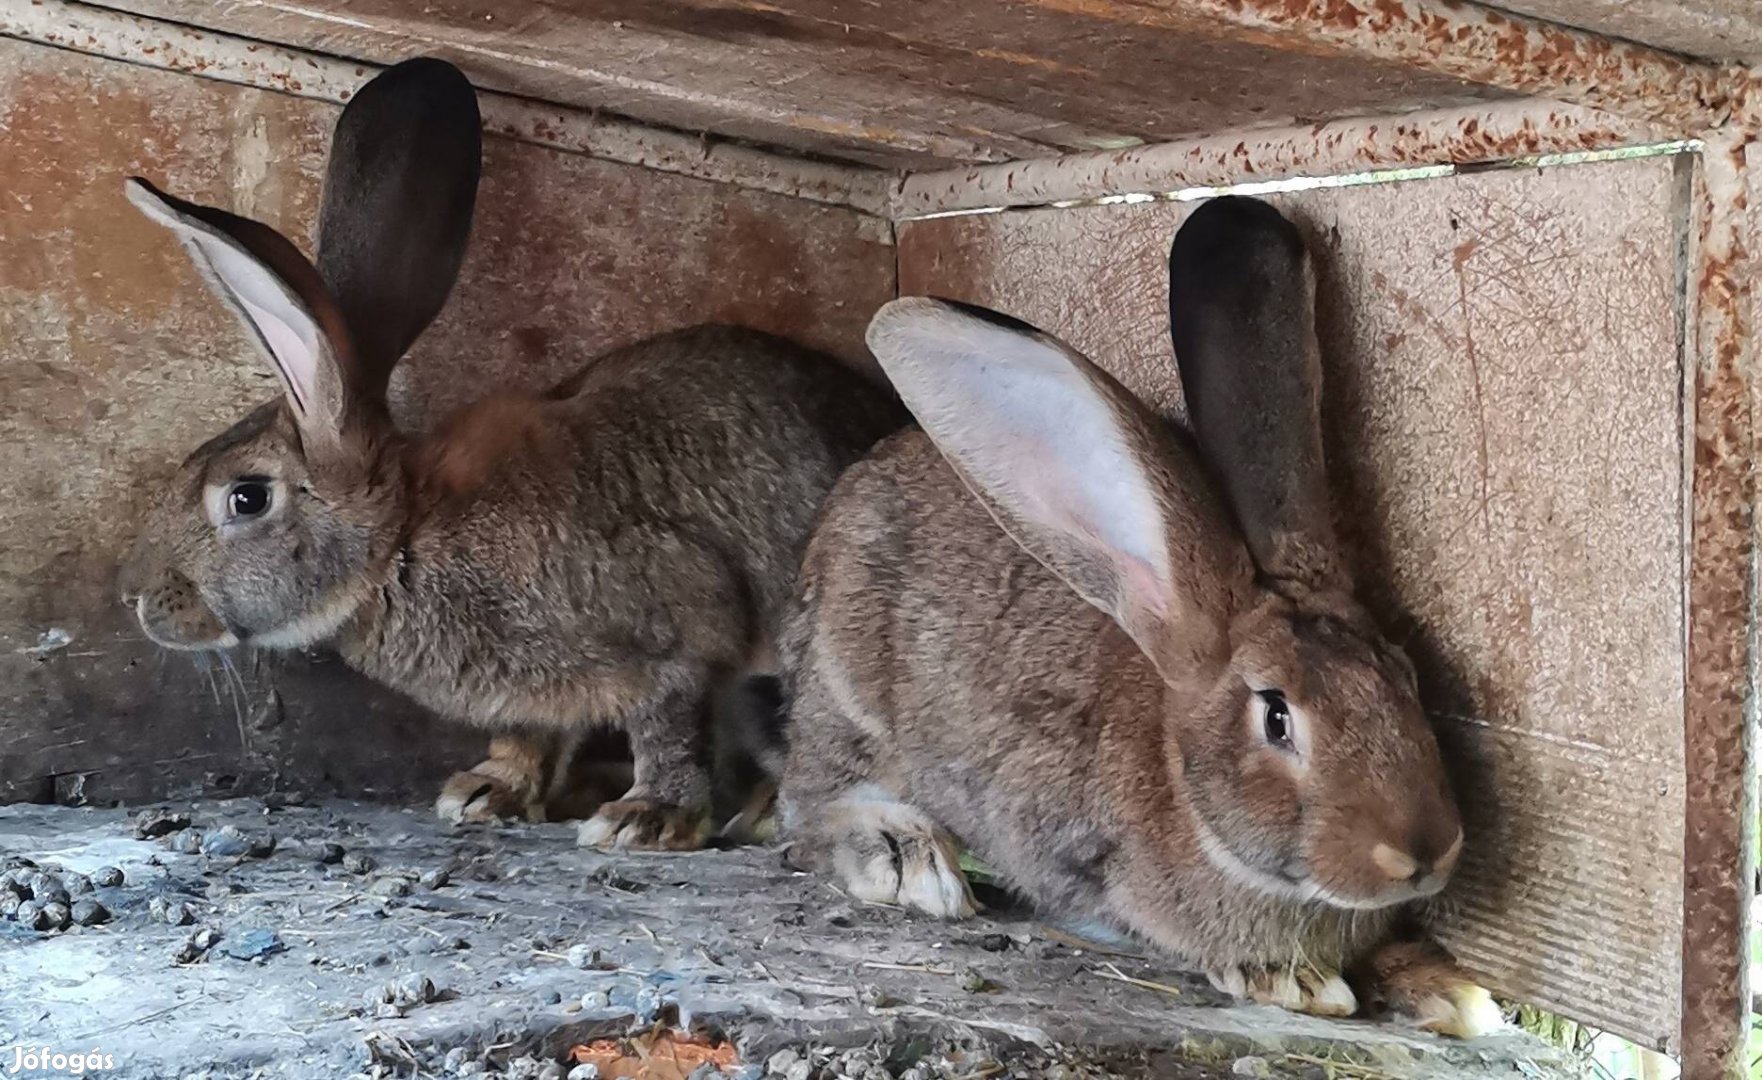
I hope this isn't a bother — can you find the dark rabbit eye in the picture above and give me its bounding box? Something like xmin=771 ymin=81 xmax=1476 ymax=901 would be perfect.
xmin=1259 ymin=690 xmax=1294 ymax=750
xmin=227 ymin=481 xmax=272 ymax=519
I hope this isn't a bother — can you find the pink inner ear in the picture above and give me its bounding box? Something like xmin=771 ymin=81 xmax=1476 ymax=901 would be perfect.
xmin=1115 ymin=554 xmax=1171 ymax=623
xmin=185 ymin=226 xmax=331 ymax=419
xmin=234 ymin=291 xmax=315 ymax=413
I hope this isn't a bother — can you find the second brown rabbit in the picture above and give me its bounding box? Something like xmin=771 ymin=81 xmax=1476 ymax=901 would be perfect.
xmin=776 ymin=197 xmax=1497 ymax=1033
xmin=115 ymin=58 xmax=902 ymax=849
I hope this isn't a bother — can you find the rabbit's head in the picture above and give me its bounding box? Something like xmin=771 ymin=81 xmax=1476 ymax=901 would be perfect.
xmin=117 ymin=59 xmax=481 ymax=652
xmin=865 ymin=198 xmax=1458 ymax=916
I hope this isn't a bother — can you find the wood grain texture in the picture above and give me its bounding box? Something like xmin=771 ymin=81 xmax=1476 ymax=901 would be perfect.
xmin=95 ymin=0 xmax=1509 ymax=170
xmin=0 ymin=39 xmax=893 ymax=805
xmin=899 ymin=157 xmax=1690 ymax=1048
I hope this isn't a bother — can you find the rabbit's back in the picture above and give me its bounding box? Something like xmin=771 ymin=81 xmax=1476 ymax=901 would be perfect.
xmin=344 ymin=326 xmax=897 ymax=728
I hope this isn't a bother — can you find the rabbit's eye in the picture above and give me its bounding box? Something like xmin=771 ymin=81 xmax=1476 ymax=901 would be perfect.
xmin=1259 ymin=690 xmax=1294 ymax=750
xmin=227 ymin=481 xmax=272 ymax=519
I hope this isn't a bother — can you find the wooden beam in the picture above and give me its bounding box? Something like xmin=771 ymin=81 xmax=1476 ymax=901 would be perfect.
xmin=895 ymin=100 xmax=1667 ymax=217
xmin=1680 ymin=128 xmax=1759 ymax=1080
xmin=0 ymin=0 xmax=897 ymax=216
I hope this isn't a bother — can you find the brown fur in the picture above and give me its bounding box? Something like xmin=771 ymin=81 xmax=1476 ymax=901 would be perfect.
xmin=115 ymin=60 xmax=903 ymax=846
xmin=777 ymin=199 xmax=1487 ymax=1029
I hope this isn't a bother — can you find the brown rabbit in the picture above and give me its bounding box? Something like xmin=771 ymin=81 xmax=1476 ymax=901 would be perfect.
xmin=115 ymin=58 xmax=902 ymax=849
xmin=777 ymin=197 xmax=1498 ymax=1033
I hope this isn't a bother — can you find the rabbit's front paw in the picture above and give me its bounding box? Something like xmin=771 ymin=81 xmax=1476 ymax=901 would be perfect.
xmin=435 ymin=768 xmax=539 ymax=824
xmin=1208 ymin=963 xmax=1357 ymax=1017
xmin=825 ymin=795 xmax=976 ymax=919
xmin=1362 ymin=940 xmax=1502 ymax=1038
xmin=577 ymin=798 xmax=708 ymax=851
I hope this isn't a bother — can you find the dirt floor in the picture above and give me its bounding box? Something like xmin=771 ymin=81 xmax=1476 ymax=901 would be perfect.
xmin=0 ymin=798 xmax=1587 ymax=1079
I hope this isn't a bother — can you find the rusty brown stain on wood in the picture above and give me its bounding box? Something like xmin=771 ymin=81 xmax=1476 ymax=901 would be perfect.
xmin=1020 ymin=0 xmax=1736 ymax=133
xmin=1678 ymin=130 xmax=1757 ymax=1080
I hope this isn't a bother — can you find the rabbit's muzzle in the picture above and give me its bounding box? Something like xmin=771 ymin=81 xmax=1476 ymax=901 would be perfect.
xmin=119 ymin=560 xmax=235 ymax=652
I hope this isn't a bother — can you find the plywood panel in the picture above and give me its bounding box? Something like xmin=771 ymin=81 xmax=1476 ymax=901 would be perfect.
xmin=100 ymin=0 xmax=1509 ymax=170
xmin=0 ymin=38 xmax=894 ymax=804
xmin=898 ymin=157 xmax=1688 ymax=1047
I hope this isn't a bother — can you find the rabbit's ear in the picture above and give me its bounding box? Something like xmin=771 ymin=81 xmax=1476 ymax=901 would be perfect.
xmin=316 ymin=57 xmax=482 ymax=397
xmin=869 ymin=297 xmax=1250 ymax=684
xmin=1168 ymin=196 xmax=1346 ymax=591
xmin=127 ymin=177 xmax=360 ymax=448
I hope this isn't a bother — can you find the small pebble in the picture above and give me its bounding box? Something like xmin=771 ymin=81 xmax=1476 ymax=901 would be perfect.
xmin=63 ymin=872 xmax=94 ymax=896
xmin=580 ymin=988 xmax=611 ymax=1010
xmin=978 ymin=933 xmax=1012 ymax=952
xmin=25 ymin=871 xmax=63 ymax=902
xmin=418 ymin=868 xmax=450 ymax=890
xmin=632 ymin=985 xmax=664 ymax=1023
xmin=134 ymin=809 xmax=191 ymax=838
xmin=1231 ymin=1056 xmax=1272 ymax=1079
xmin=15 ymin=901 xmax=47 ymax=931
xmin=543 ymin=990 xmax=562 ymax=1005
xmin=565 ymin=943 xmax=598 ymax=969
xmin=0 ymin=893 xmax=20 ymax=918
xmin=566 ymin=1065 xmax=600 ymax=1080
xmin=248 ymin=832 xmax=278 ymax=858
xmin=90 ymin=865 xmax=125 ymax=888
xmin=765 ymin=1049 xmax=801 ymax=1077
xmin=728 ymin=1068 xmax=762 ymax=1080
xmin=442 ymin=1048 xmax=469 ymax=1073
xmin=70 ymin=899 xmax=110 ymax=926
xmin=782 ymin=1063 xmax=811 ymax=1080
xmin=504 ymin=1056 xmax=541 ymax=1080
xmin=367 ymin=876 xmax=412 ymax=898
xmin=537 ymin=1063 xmax=565 ymax=1080
xmin=39 ymin=901 xmax=71 ymax=931
xmin=959 ymin=967 xmax=991 ymax=993
xmin=220 ymin=928 xmax=286 ymax=961
xmin=201 ymin=826 xmax=253 ymax=858
xmin=383 ymin=971 xmax=438 ymax=1008
xmin=150 ymin=896 xmax=195 ymax=926
xmin=170 ymin=829 xmax=205 ymax=855
xmin=861 ymin=985 xmax=897 ymax=1009
xmin=342 ymin=852 xmax=376 ymax=874
xmin=2 ymin=856 xmax=35 ymax=871
xmin=456 ymin=1063 xmax=485 ymax=1077
xmin=174 ymin=927 xmax=221 ymax=964
xmin=314 ymin=842 xmax=346 ymax=865
xmin=0 ymin=871 xmax=29 ymax=898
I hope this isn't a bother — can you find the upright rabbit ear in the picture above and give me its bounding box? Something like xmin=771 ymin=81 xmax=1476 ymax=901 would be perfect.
xmin=868 ymin=297 xmax=1251 ymax=685
xmin=1168 ymin=196 xmax=1347 ymax=592
xmin=126 ymin=177 xmax=359 ymax=449
xmin=316 ymin=57 xmax=482 ymax=397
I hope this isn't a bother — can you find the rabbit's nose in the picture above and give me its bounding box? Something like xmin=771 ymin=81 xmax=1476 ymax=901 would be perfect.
xmin=1370 ymin=843 xmax=1420 ymax=883
xmin=1372 ymin=828 xmax=1464 ymax=885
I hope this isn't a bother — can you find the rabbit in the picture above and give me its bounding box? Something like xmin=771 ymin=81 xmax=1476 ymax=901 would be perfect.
xmin=775 ymin=196 xmax=1499 ymax=1034
xmin=115 ymin=57 xmax=903 ymax=850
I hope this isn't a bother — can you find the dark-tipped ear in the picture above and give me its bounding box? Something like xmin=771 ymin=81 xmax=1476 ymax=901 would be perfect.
xmin=1168 ymin=196 xmax=1346 ymax=591
xmin=868 ymin=297 xmax=1250 ymax=685
xmin=317 ymin=57 xmax=482 ymax=396
xmin=126 ymin=177 xmax=357 ymax=446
